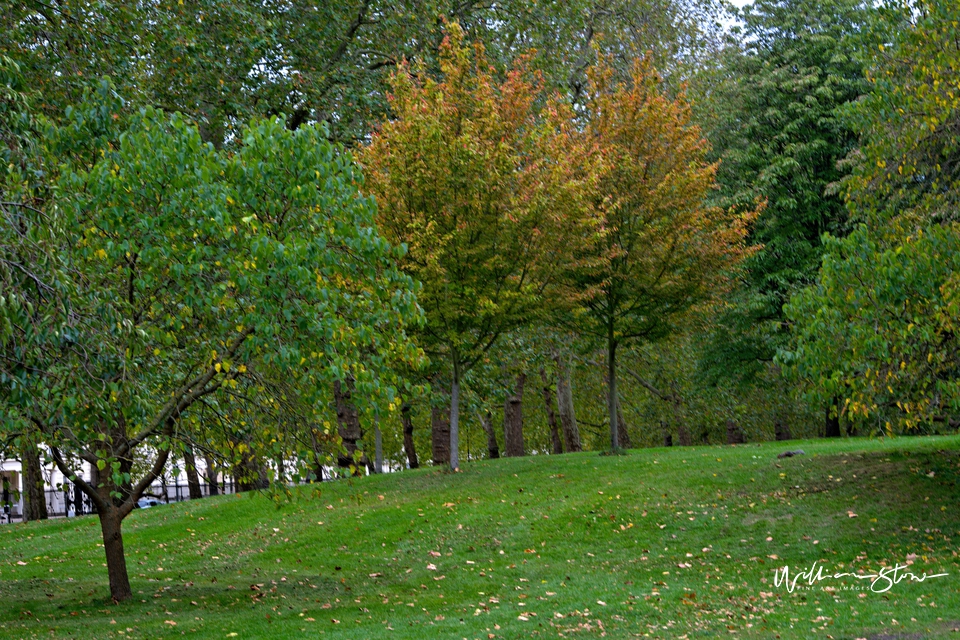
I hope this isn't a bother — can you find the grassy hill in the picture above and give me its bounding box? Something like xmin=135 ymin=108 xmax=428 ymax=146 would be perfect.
xmin=3 ymin=435 xmax=960 ymax=639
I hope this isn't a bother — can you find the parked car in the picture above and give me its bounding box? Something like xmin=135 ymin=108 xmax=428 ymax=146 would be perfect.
xmin=137 ymin=498 xmax=162 ymax=509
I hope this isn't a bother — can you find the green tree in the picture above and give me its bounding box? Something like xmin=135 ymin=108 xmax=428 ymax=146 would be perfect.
xmin=569 ymin=57 xmax=756 ymax=451
xmin=783 ymin=0 xmax=960 ymax=433
xmin=1 ymin=0 xmax=725 ymax=146
xmin=0 ymin=87 xmax=420 ymax=600
xmin=698 ymin=0 xmax=873 ymax=384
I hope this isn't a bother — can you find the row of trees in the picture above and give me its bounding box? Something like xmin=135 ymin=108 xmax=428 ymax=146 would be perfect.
xmin=3 ymin=0 xmax=960 ymax=603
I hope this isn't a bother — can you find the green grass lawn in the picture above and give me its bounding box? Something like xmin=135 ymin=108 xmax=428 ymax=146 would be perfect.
xmin=2 ymin=435 xmax=960 ymax=639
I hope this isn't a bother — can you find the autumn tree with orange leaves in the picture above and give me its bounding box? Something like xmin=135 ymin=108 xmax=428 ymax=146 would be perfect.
xmin=360 ymin=24 xmax=597 ymax=470
xmin=568 ymin=58 xmax=759 ymax=451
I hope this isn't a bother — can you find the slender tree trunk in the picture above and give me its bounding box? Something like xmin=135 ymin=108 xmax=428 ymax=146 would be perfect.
xmin=203 ymin=453 xmax=219 ymax=496
xmin=450 ymin=354 xmax=461 ymax=470
xmin=308 ymin=429 xmax=326 ymax=482
xmin=555 ymin=354 xmax=581 ymax=452
xmin=825 ymin=398 xmax=841 ymax=438
xmin=183 ymin=444 xmax=203 ymax=500
xmin=401 ymin=402 xmax=419 ymax=469
xmin=504 ymin=372 xmax=527 ymax=457
xmin=615 ymin=392 xmax=631 ymax=449
xmin=373 ymin=424 xmax=383 ymax=474
xmin=431 ymin=405 xmax=451 ymax=466
xmin=540 ymin=368 xmax=563 ymax=454
xmin=671 ymin=383 xmax=691 ymax=446
xmin=98 ymin=508 xmax=132 ymax=601
xmin=22 ymin=443 xmax=47 ymax=521
xmin=608 ymin=333 xmax=619 ymax=451
xmin=334 ymin=376 xmax=362 ymax=472
xmin=480 ymin=410 xmax=499 ymax=458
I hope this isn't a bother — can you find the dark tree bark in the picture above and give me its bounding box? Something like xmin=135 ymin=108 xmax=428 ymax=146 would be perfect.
xmin=672 ymin=382 xmax=691 ymax=446
xmin=607 ymin=335 xmax=619 ymax=450
xmin=663 ymin=432 xmax=673 ymax=447
xmin=540 ymin=368 xmax=563 ymax=454
xmin=726 ymin=419 xmax=745 ymax=444
xmin=203 ymin=453 xmax=219 ymax=496
xmin=615 ymin=393 xmax=632 ymax=449
xmin=825 ymin=398 xmax=841 ymax=438
xmin=603 ymin=363 xmax=630 ymax=449
xmin=450 ymin=354 xmax=462 ymax=470
xmin=183 ymin=444 xmax=203 ymax=500
xmin=98 ymin=508 xmax=131 ymax=601
xmin=431 ymin=405 xmax=451 ymax=466
xmin=22 ymin=443 xmax=48 ymax=521
xmin=235 ymin=450 xmax=269 ymax=492
xmin=401 ymin=402 xmax=419 ymax=469
xmin=333 ymin=376 xmax=363 ymax=472
xmin=373 ymin=424 xmax=383 ymax=474
xmin=775 ymin=416 xmax=792 ymax=441
xmin=555 ymin=353 xmax=582 ymax=452
xmin=504 ymin=372 xmax=526 ymax=457
xmin=480 ymin=410 xmax=499 ymax=459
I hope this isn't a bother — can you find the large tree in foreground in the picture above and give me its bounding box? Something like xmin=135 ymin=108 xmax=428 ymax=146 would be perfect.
xmin=0 ymin=88 xmax=420 ymax=601
xmin=361 ymin=25 xmax=596 ymax=470
xmin=569 ymin=58 xmax=757 ymax=451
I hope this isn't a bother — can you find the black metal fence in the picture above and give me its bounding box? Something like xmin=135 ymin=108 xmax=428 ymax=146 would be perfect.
xmin=2 ymin=480 xmax=237 ymax=524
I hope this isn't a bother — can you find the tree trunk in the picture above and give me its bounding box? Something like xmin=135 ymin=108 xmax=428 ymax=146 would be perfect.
xmin=663 ymin=432 xmax=673 ymax=447
xmin=236 ymin=451 xmax=269 ymax=492
xmin=672 ymin=383 xmax=691 ymax=446
xmin=504 ymin=372 xmax=526 ymax=457
xmin=22 ymin=443 xmax=48 ymax=521
xmin=825 ymin=398 xmax=841 ymax=438
xmin=98 ymin=508 xmax=132 ymax=601
xmin=726 ymin=419 xmax=745 ymax=444
xmin=373 ymin=424 xmax=383 ymax=474
xmin=555 ymin=354 xmax=582 ymax=452
xmin=401 ymin=402 xmax=419 ymax=469
xmin=450 ymin=355 xmax=461 ymax=471
xmin=431 ymin=405 xmax=451 ymax=466
xmin=183 ymin=444 xmax=203 ymax=500
xmin=540 ymin=368 xmax=563 ymax=454
xmin=203 ymin=453 xmax=219 ymax=496
xmin=480 ymin=410 xmax=499 ymax=459
xmin=607 ymin=334 xmax=619 ymax=451
xmin=775 ymin=416 xmax=792 ymax=441
xmin=615 ymin=393 xmax=631 ymax=449
xmin=333 ymin=376 xmax=363 ymax=472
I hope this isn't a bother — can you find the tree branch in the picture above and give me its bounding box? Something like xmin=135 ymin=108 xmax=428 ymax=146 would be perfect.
xmin=49 ymin=445 xmax=110 ymax=513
